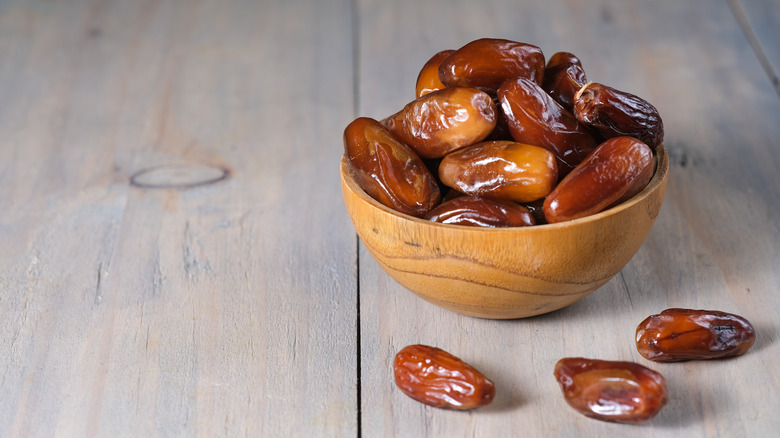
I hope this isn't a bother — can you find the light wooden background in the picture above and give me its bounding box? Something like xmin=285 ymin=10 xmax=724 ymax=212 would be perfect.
xmin=0 ymin=0 xmax=778 ymax=436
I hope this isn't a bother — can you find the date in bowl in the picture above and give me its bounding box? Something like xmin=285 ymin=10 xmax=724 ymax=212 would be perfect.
xmin=340 ymin=144 xmax=669 ymax=319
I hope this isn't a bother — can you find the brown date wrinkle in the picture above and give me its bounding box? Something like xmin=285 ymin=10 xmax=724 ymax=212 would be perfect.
xmin=542 ymin=52 xmax=588 ymax=111
xmin=438 ymin=38 xmax=545 ymax=93
xmin=394 ymin=344 xmax=495 ymax=410
xmin=344 ymin=118 xmax=441 ymax=217
xmin=574 ymin=82 xmax=664 ymax=149
xmin=438 ymin=141 xmax=558 ymax=203
xmin=424 ymin=196 xmax=535 ymax=227
xmin=543 ymin=136 xmax=654 ymax=224
xmin=636 ymin=308 xmax=756 ymax=362
xmin=554 ymin=357 xmax=668 ymax=423
xmin=383 ymin=87 xmax=497 ymax=159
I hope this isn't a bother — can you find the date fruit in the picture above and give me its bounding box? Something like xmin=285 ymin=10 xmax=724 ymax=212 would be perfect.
xmin=344 ymin=117 xmax=441 ymax=217
xmin=383 ymin=87 xmax=497 ymax=159
xmin=394 ymin=344 xmax=495 ymax=410
xmin=554 ymin=357 xmax=668 ymax=423
xmin=636 ymin=308 xmax=756 ymax=362
xmin=438 ymin=38 xmax=545 ymax=93
xmin=498 ymin=77 xmax=597 ymax=175
xmin=415 ymin=49 xmax=455 ymax=98
xmin=543 ymin=136 xmax=654 ymax=223
xmin=424 ymin=196 xmax=536 ymax=227
xmin=542 ymin=52 xmax=588 ymax=111
xmin=438 ymin=141 xmax=558 ymax=203
xmin=574 ymin=82 xmax=664 ymax=149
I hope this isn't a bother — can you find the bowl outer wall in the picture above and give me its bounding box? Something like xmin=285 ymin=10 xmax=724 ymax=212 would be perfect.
xmin=341 ymin=144 xmax=669 ymax=319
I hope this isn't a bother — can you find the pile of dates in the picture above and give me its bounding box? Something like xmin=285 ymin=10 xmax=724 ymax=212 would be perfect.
xmin=394 ymin=308 xmax=755 ymax=424
xmin=344 ymin=38 xmax=664 ymax=226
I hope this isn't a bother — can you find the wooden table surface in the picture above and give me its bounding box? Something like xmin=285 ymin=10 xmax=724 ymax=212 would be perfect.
xmin=1 ymin=0 xmax=779 ymax=436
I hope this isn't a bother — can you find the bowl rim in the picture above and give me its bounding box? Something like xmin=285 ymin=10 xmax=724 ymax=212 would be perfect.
xmin=341 ymin=143 xmax=669 ymax=231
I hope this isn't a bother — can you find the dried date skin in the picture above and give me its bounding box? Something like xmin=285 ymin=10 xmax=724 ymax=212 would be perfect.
xmin=424 ymin=196 xmax=536 ymax=227
xmin=415 ymin=49 xmax=455 ymax=98
xmin=543 ymin=136 xmax=654 ymax=224
xmin=554 ymin=357 xmax=668 ymax=423
xmin=545 ymin=51 xmax=583 ymax=70
xmin=382 ymin=87 xmax=497 ymax=159
xmin=498 ymin=77 xmax=597 ymax=175
xmin=485 ymin=96 xmax=513 ymax=141
xmin=636 ymin=308 xmax=756 ymax=362
xmin=394 ymin=344 xmax=495 ymax=410
xmin=520 ymin=198 xmax=548 ymax=225
xmin=438 ymin=38 xmax=545 ymax=93
xmin=344 ymin=117 xmax=441 ymax=217
xmin=438 ymin=141 xmax=558 ymax=203
xmin=574 ymin=82 xmax=665 ymax=149
xmin=542 ymin=52 xmax=588 ymax=111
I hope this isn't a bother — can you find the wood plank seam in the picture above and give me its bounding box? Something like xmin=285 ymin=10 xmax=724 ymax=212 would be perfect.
xmin=351 ymin=1 xmax=363 ymax=437
xmin=355 ymin=235 xmax=363 ymax=438
xmin=727 ymin=0 xmax=780 ymax=97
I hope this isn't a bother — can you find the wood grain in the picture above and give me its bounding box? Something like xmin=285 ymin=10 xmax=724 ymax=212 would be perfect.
xmin=356 ymin=0 xmax=780 ymax=436
xmin=0 ymin=0 xmax=357 ymax=436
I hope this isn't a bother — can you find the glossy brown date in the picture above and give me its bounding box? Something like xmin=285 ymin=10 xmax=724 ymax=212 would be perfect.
xmin=542 ymin=52 xmax=588 ymax=111
xmin=554 ymin=357 xmax=668 ymax=423
xmin=344 ymin=117 xmax=441 ymax=217
xmin=382 ymin=87 xmax=497 ymax=159
xmin=438 ymin=141 xmax=558 ymax=203
xmin=574 ymin=82 xmax=664 ymax=149
xmin=636 ymin=308 xmax=756 ymax=362
xmin=424 ymin=196 xmax=535 ymax=227
xmin=438 ymin=38 xmax=545 ymax=93
xmin=415 ymin=49 xmax=455 ymax=98
xmin=543 ymin=136 xmax=654 ymax=223
xmin=498 ymin=77 xmax=597 ymax=175
xmin=544 ymin=51 xmax=582 ymax=72
xmin=394 ymin=344 xmax=495 ymax=410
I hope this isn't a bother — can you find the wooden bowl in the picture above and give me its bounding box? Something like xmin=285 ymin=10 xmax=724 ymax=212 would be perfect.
xmin=340 ymin=145 xmax=669 ymax=319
